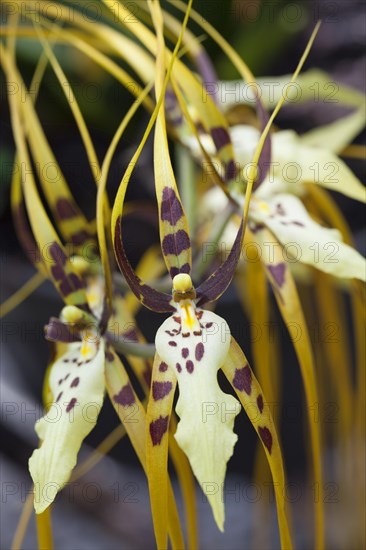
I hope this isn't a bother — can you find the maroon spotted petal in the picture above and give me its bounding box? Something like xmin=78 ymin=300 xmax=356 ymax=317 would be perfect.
xmin=196 ymin=221 xmax=243 ymax=305
xmin=45 ymin=318 xmax=81 ymax=343
xmin=254 ymin=100 xmax=271 ymax=190
xmin=114 ymin=216 xmax=174 ymax=313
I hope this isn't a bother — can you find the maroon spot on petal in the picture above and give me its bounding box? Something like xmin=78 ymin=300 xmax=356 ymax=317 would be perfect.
xmin=205 ymin=322 xmax=213 ymax=329
xmin=195 ymin=343 xmax=204 ymax=361
xmin=168 ymin=341 xmax=177 ymax=347
xmin=70 ymin=377 xmax=80 ymax=388
xmin=196 ymin=311 xmax=203 ymax=320
xmin=55 ymin=198 xmax=79 ymax=220
xmin=170 ymin=267 xmax=179 ymax=278
xmin=276 ymin=203 xmax=286 ymax=216
xmin=258 ymin=426 xmax=273 ymax=454
xmin=159 ymin=362 xmax=168 ymax=372
xmin=68 ymin=273 xmax=83 ymax=290
xmin=49 ymin=242 xmax=67 ymax=265
xmin=64 ymin=374 xmax=70 ymax=381
xmin=56 ymin=392 xmax=63 ymax=402
xmin=72 ymin=358 xmax=78 ymax=363
xmin=162 ymin=230 xmax=190 ymax=256
xmin=292 ymin=220 xmax=305 ymax=227
xmin=114 ymin=383 xmax=135 ymax=406
xmin=161 ymin=187 xmax=183 ymax=226
xmin=268 ymin=263 xmax=286 ymax=288
xmin=181 ymin=348 xmax=189 ymax=358
xmin=123 ymin=328 xmax=138 ymax=342
xmin=173 ymin=316 xmax=181 ymax=324
xmin=165 ymin=330 xmax=176 ymax=336
xmin=182 ymin=332 xmax=190 ymax=338
xmin=211 ymin=126 xmax=231 ymax=149
xmin=186 ymin=360 xmax=194 ymax=373
xmin=143 ymin=363 xmax=152 ymax=387
xmin=58 ymin=379 xmax=63 ymax=385
xmin=225 ymin=159 xmax=237 ymax=181
xmin=233 ymin=366 xmax=252 ymax=395
xmin=66 ymin=397 xmax=77 ymax=412
xmin=257 ymin=394 xmax=264 ymax=413
xmin=105 ymin=350 xmax=114 ymax=362
xmin=193 ymin=330 xmax=202 ymax=336
xmin=152 ymin=381 xmax=173 ymax=401
xmin=63 ymin=359 xmax=69 ymax=363
xmin=248 ymin=221 xmax=265 ymax=234
xmin=179 ymin=263 xmax=191 ymax=274
xmin=176 ymin=362 xmax=182 ymax=373
xmin=71 ymin=230 xmax=94 ymax=246
xmin=59 ymin=279 xmax=73 ymax=296
xmin=150 ymin=415 xmax=169 ymax=446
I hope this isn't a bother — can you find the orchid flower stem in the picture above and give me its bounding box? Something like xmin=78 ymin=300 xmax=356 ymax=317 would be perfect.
xmin=0 ymin=272 xmax=46 ymax=318
xmin=35 ymin=508 xmax=53 ymax=550
xmin=11 ymin=493 xmax=34 ymax=550
xmin=108 ymin=334 xmax=156 ymax=358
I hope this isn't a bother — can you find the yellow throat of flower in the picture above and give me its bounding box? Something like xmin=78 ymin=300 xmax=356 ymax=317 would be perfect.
xmin=172 ymin=274 xmax=200 ymax=332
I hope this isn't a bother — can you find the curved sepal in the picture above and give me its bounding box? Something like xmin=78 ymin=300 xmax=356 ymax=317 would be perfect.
xmin=251 ymin=193 xmax=366 ymax=281
xmin=113 ymin=218 xmax=174 ymax=312
xmin=196 ymin=222 xmax=243 ymax=306
xmin=146 ymin=353 xmax=177 ymax=548
xmin=29 ymin=339 xmax=105 ymax=513
xmin=155 ymin=307 xmax=239 ymax=531
xmin=104 ymin=347 xmax=185 ymax=550
xmin=223 ymin=338 xmax=293 ymax=550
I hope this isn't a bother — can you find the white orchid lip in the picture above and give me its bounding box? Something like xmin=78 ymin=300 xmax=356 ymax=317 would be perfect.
xmin=154 ymin=274 xmax=240 ymax=530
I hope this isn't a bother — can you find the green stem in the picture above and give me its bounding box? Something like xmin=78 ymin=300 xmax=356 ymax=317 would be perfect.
xmin=108 ymin=334 xmax=156 ymax=358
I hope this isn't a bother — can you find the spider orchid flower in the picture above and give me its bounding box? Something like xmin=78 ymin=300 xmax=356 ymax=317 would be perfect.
xmin=113 ymin=184 xmax=291 ymax=545
xmin=193 ymin=121 xmax=366 ymax=282
xmin=110 ymin=2 xmax=291 ymax=546
xmin=151 ymin=3 xmax=365 ymax=281
xmin=1 ymin=39 xmax=175 ymax=524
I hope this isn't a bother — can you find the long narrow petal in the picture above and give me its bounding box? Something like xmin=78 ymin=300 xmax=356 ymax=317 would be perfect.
xmin=168 ymin=416 xmax=198 ymax=550
xmin=155 ymin=308 xmax=239 ymax=531
xmin=103 ymin=0 xmax=237 ymax=182
xmin=150 ymin=0 xmax=192 ymax=278
xmin=146 ymin=353 xmax=177 ymax=549
xmin=166 ymin=0 xmax=271 ymax=185
xmin=223 ymin=338 xmax=293 ymax=550
xmin=196 ymin=221 xmax=244 ymax=305
xmin=15 ymin=52 xmax=94 ymax=247
xmin=104 ymin=349 xmax=184 ymax=550
xmin=252 ymin=225 xmax=324 ymax=549
xmin=269 ymin=130 xmax=366 ymax=203
xmin=109 ymin=293 xmax=152 ymax=392
xmin=29 ymin=340 xmax=105 ymax=513
xmin=2 ymin=45 xmax=90 ymax=310
xmin=252 ymin=193 xmax=366 ymax=281
xmin=110 ymin=1 xmax=194 ymax=313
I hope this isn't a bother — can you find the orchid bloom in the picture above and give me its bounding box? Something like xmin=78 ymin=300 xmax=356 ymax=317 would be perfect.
xmin=108 ymin=3 xmax=292 ymax=547
xmin=185 ymin=122 xmax=366 ymax=282
xmin=1 ymin=37 xmax=188 ymax=543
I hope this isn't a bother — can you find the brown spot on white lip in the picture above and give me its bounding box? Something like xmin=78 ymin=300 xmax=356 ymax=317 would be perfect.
xmin=195 ymin=343 xmax=204 ymax=361
xmin=186 ymin=360 xmax=194 ymax=373
xmin=66 ymin=397 xmax=77 ymax=412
